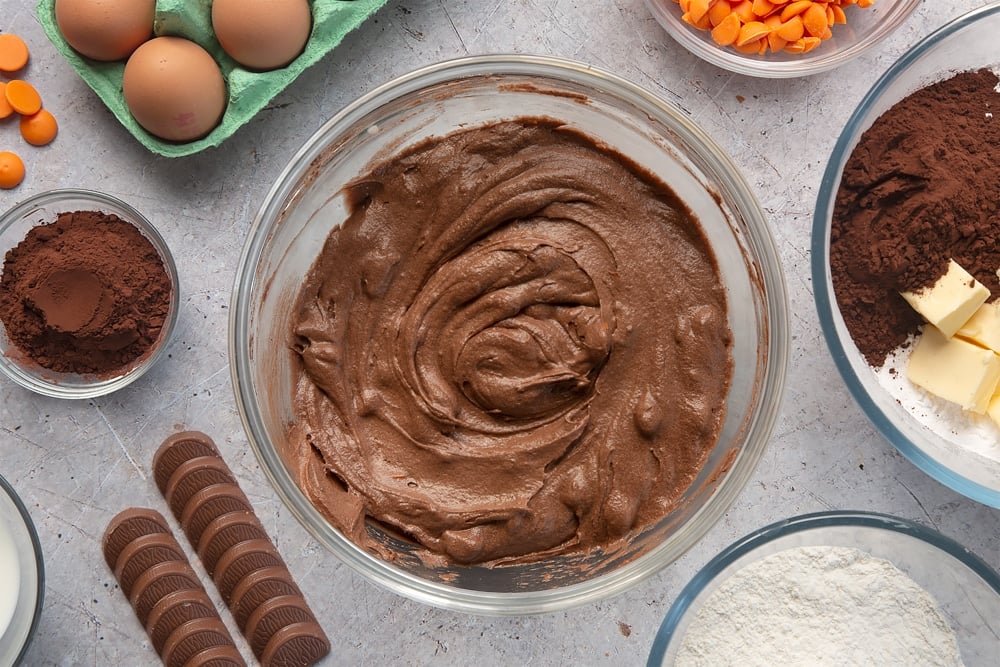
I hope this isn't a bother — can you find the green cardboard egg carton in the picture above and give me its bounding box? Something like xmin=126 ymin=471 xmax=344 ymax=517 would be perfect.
xmin=36 ymin=0 xmax=388 ymax=157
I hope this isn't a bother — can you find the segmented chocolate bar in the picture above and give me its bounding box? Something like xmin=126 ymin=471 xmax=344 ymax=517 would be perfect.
xmin=103 ymin=507 xmax=245 ymax=666
xmin=153 ymin=431 xmax=222 ymax=493
xmin=153 ymin=431 xmax=330 ymax=666
xmin=260 ymin=621 xmax=330 ymax=667
xmin=103 ymin=507 xmax=170 ymax=570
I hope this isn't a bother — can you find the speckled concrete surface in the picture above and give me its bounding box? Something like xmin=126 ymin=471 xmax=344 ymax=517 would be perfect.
xmin=1 ymin=1 xmax=999 ymax=665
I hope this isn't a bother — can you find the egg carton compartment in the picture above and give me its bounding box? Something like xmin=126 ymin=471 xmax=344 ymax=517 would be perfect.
xmin=36 ymin=0 xmax=389 ymax=158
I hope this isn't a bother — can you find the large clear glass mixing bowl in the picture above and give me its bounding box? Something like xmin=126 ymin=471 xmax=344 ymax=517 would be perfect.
xmin=232 ymin=55 xmax=788 ymax=614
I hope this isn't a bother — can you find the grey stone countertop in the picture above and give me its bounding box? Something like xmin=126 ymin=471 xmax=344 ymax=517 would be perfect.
xmin=2 ymin=0 xmax=999 ymax=665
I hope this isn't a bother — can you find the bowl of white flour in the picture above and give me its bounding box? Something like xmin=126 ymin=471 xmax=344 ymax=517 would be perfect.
xmin=648 ymin=511 xmax=1000 ymax=666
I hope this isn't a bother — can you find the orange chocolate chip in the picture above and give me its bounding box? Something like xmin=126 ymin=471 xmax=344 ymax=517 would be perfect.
xmin=0 ymin=83 xmax=14 ymax=119
xmin=0 ymin=151 xmax=25 ymax=189
xmin=802 ymin=2 xmax=831 ymax=38
xmin=736 ymin=20 xmax=770 ymax=47
xmin=711 ymin=12 xmax=741 ymax=46
xmin=20 ymin=109 xmax=58 ymax=146
xmin=777 ymin=15 xmax=805 ymax=42
xmin=5 ymin=79 xmax=41 ymax=115
xmin=0 ymin=34 xmax=29 ymax=72
xmin=675 ymin=0 xmax=877 ymax=56
xmin=708 ymin=0 xmax=733 ymax=27
xmin=686 ymin=0 xmax=712 ymax=23
xmin=781 ymin=0 xmax=815 ymax=22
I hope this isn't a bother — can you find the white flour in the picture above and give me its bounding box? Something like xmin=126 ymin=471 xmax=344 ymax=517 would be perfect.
xmin=675 ymin=545 xmax=964 ymax=666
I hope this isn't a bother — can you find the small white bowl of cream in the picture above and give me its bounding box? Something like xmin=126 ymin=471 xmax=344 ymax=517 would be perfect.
xmin=0 ymin=473 xmax=44 ymax=665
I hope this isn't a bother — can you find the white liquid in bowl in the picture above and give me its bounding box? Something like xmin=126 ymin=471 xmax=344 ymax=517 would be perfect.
xmin=0 ymin=514 xmax=21 ymax=641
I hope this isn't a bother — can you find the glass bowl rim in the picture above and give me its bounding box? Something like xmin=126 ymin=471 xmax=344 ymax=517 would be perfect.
xmin=0 ymin=187 xmax=180 ymax=400
xmin=642 ymin=0 xmax=922 ymax=78
xmin=647 ymin=509 xmax=1000 ymax=665
xmin=230 ymin=53 xmax=790 ymax=615
xmin=0 ymin=471 xmax=45 ymax=665
xmin=811 ymin=2 xmax=1000 ymax=507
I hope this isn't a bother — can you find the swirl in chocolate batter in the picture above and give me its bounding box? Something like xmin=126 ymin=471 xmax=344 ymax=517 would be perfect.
xmin=289 ymin=119 xmax=732 ymax=565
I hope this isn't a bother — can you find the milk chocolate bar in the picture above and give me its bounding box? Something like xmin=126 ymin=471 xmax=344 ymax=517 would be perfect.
xmin=153 ymin=431 xmax=329 ymax=666
xmin=103 ymin=507 xmax=245 ymax=666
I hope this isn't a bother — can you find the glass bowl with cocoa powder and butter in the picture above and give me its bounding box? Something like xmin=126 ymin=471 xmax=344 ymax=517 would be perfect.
xmin=0 ymin=189 xmax=179 ymax=399
xmin=644 ymin=0 xmax=920 ymax=77
xmin=231 ymin=54 xmax=789 ymax=614
xmin=813 ymin=3 xmax=1000 ymax=504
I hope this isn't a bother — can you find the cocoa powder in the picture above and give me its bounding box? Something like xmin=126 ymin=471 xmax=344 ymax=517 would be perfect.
xmin=0 ymin=210 xmax=172 ymax=375
xmin=830 ymin=69 xmax=1000 ymax=366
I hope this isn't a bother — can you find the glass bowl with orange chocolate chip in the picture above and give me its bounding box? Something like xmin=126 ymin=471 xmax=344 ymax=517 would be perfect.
xmin=644 ymin=0 xmax=919 ymax=77
xmin=813 ymin=3 xmax=1000 ymax=504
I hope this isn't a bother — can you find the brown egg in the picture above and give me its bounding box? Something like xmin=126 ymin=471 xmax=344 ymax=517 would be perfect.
xmin=55 ymin=0 xmax=155 ymax=62
xmin=122 ymin=37 xmax=227 ymax=143
xmin=212 ymin=0 xmax=312 ymax=71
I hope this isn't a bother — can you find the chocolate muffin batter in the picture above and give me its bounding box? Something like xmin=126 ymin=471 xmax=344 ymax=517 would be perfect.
xmin=290 ymin=119 xmax=732 ymax=565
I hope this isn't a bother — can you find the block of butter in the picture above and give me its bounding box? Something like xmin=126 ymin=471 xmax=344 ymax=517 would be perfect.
xmin=900 ymin=259 xmax=990 ymax=337
xmin=957 ymin=301 xmax=1000 ymax=353
xmin=908 ymin=325 xmax=1000 ymax=414
xmin=989 ymin=391 xmax=1000 ymax=427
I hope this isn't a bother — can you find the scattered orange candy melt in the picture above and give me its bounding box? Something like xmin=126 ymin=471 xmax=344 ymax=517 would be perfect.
xmin=0 ymin=82 xmax=13 ymax=119
xmin=5 ymin=80 xmax=42 ymax=115
xmin=0 ymin=34 xmax=30 ymax=72
xmin=0 ymin=151 xmax=25 ymax=189
xmin=675 ymin=0 xmax=874 ymax=56
xmin=20 ymin=109 xmax=58 ymax=146
xmin=1 ymin=34 xmax=59 ymax=188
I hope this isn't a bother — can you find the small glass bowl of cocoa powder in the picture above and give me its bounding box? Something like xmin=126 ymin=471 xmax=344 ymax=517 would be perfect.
xmin=0 ymin=189 xmax=179 ymax=398
xmin=813 ymin=3 xmax=1000 ymax=504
